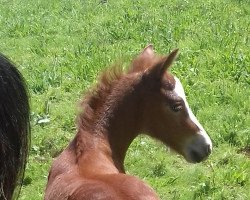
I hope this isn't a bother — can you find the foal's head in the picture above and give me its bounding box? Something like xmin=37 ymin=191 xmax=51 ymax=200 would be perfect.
xmin=133 ymin=45 xmax=212 ymax=163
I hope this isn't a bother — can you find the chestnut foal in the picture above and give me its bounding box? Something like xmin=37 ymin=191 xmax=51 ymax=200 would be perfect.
xmin=45 ymin=45 xmax=212 ymax=200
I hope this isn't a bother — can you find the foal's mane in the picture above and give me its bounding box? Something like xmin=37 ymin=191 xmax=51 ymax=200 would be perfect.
xmin=77 ymin=64 xmax=125 ymax=132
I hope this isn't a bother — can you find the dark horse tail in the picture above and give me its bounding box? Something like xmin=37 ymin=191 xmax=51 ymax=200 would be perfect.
xmin=0 ymin=54 xmax=30 ymax=200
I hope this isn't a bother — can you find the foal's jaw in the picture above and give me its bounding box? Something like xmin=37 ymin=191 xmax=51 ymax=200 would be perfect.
xmin=173 ymin=76 xmax=212 ymax=163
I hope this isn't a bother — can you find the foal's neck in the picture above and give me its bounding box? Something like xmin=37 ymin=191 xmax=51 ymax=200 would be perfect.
xmin=77 ymin=75 xmax=143 ymax=173
xmin=103 ymin=91 xmax=142 ymax=172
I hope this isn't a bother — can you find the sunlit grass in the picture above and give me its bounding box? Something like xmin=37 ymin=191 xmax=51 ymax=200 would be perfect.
xmin=0 ymin=0 xmax=249 ymax=199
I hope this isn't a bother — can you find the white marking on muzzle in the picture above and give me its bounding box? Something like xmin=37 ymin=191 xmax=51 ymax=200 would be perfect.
xmin=173 ymin=76 xmax=212 ymax=160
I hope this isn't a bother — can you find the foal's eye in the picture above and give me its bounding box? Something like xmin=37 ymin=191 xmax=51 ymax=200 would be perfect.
xmin=171 ymin=103 xmax=183 ymax=112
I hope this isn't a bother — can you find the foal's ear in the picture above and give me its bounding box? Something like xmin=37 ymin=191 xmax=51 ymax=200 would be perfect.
xmin=163 ymin=48 xmax=179 ymax=70
xmin=147 ymin=48 xmax=179 ymax=78
xmin=140 ymin=44 xmax=154 ymax=58
xmin=130 ymin=45 xmax=155 ymax=73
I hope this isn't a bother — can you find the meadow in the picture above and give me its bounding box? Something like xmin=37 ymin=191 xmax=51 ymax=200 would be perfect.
xmin=0 ymin=0 xmax=249 ymax=199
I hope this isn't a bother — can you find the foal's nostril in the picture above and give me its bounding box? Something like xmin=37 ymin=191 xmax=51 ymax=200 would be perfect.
xmin=206 ymin=144 xmax=212 ymax=155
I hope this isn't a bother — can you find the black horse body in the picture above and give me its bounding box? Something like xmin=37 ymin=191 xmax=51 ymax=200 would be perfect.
xmin=0 ymin=54 xmax=30 ymax=200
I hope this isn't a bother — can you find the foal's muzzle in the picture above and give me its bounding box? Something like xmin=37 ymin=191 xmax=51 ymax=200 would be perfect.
xmin=188 ymin=144 xmax=211 ymax=163
xmin=184 ymin=133 xmax=212 ymax=163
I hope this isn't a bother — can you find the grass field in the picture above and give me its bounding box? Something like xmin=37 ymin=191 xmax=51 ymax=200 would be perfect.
xmin=0 ymin=0 xmax=249 ymax=199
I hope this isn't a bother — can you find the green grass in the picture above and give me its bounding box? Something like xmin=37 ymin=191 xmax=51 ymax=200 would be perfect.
xmin=0 ymin=0 xmax=249 ymax=199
